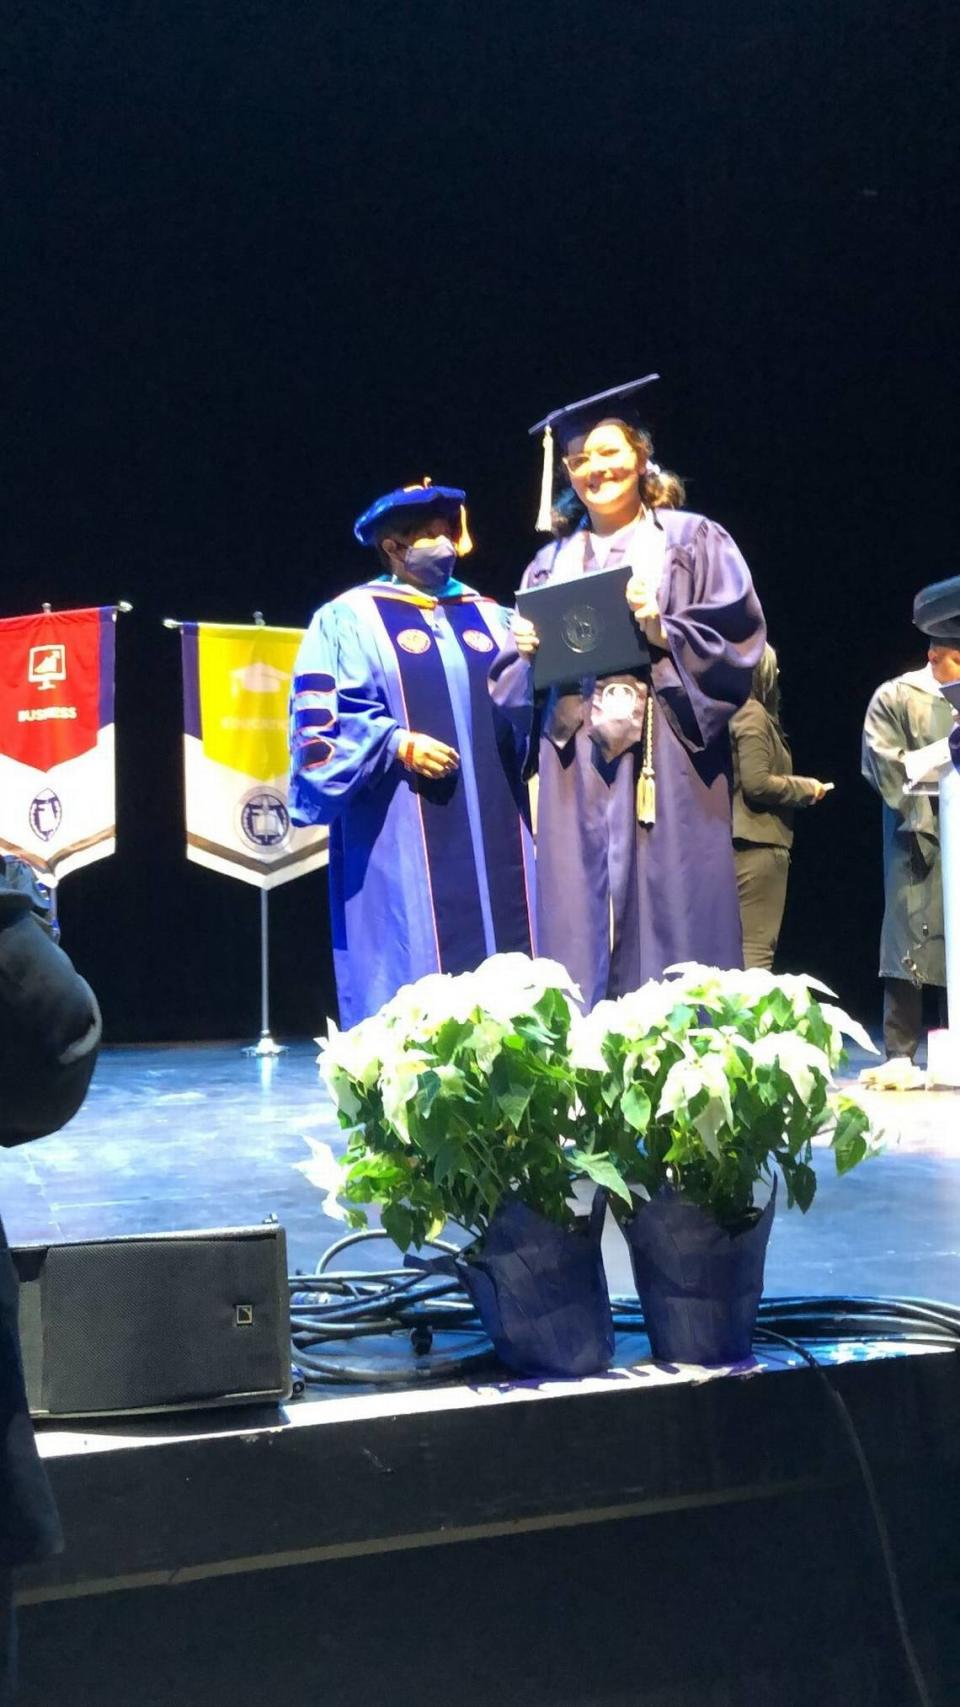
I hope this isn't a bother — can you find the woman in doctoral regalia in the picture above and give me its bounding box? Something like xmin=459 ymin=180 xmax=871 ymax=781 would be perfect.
xmin=490 ymin=377 xmax=766 ymax=1010
xmin=290 ymin=482 xmax=535 ymax=1027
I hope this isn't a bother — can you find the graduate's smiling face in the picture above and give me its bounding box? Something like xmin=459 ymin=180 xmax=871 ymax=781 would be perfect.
xmin=928 ymin=644 xmax=960 ymax=684
xmin=563 ymin=420 xmax=645 ymax=524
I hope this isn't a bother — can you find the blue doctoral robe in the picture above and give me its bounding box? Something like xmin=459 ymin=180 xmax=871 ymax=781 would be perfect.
xmin=490 ymin=511 xmax=765 ymax=1009
xmin=290 ymin=580 xmax=536 ymax=1027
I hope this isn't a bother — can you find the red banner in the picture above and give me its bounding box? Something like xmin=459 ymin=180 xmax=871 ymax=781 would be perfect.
xmin=0 ymin=608 xmax=109 ymax=772
xmin=0 ymin=607 xmax=117 ymax=882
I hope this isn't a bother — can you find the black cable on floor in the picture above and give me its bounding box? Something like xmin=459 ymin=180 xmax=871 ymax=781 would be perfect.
xmin=291 ymin=1342 xmax=495 ymax=1384
xmin=289 ymin=1232 xmax=489 ymax=1381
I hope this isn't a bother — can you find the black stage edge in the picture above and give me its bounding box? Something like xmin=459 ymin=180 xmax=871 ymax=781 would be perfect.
xmin=14 ymin=1341 xmax=960 ymax=1706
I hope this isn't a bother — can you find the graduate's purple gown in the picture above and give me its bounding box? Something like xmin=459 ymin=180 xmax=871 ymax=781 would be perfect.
xmin=490 ymin=510 xmax=765 ymax=1009
xmin=290 ymin=581 xmax=535 ymax=1028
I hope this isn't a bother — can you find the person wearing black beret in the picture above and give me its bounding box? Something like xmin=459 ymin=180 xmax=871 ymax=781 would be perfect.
xmin=0 ymin=861 xmax=101 ymax=1702
xmin=862 ymin=577 xmax=960 ymax=1060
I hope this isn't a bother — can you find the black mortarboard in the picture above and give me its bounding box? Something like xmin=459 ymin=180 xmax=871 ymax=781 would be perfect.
xmin=527 ymin=374 xmax=659 ymax=530
xmin=913 ymin=576 xmax=960 ymax=644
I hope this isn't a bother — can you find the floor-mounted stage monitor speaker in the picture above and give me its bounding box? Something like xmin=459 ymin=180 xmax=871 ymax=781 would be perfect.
xmin=13 ymin=1223 xmax=293 ymax=1418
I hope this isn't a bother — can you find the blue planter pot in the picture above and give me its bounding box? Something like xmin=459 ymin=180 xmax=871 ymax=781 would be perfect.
xmin=409 ymin=1191 xmax=614 ymax=1378
xmin=623 ymin=1184 xmax=776 ymax=1366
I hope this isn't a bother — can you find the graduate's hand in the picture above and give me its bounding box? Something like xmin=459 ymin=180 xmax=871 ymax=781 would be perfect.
xmin=810 ymin=780 xmax=834 ymax=802
xmin=511 ymin=612 xmax=540 ymax=659
xmin=625 ymin=572 xmax=668 ymax=648
xmin=398 ymin=731 xmax=460 ymax=778
xmin=625 ymin=569 xmax=660 ymax=622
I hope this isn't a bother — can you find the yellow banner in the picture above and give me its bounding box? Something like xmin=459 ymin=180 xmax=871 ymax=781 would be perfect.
xmin=198 ymin=625 xmax=304 ymax=783
xmin=182 ymin=621 xmax=327 ymax=889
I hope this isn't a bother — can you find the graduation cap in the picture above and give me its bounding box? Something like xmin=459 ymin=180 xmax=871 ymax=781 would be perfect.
xmin=913 ymin=576 xmax=960 ymax=644
xmin=529 ymin=374 xmax=659 ymax=531
xmin=353 ymin=479 xmax=472 ymax=555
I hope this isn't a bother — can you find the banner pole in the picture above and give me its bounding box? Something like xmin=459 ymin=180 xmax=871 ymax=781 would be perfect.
xmin=260 ymin=885 xmax=270 ymax=1034
xmin=243 ymin=885 xmax=286 ymax=1057
xmin=243 ymin=608 xmax=286 ymax=1058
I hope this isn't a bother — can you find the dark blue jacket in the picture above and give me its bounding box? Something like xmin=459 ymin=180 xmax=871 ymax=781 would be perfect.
xmin=0 ymin=871 xmax=101 ymax=1566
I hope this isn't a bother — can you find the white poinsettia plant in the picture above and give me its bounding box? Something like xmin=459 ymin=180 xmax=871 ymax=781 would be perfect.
xmin=571 ymin=962 xmax=879 ymax=1228
xmin=317 ymin=954 xmax=617 ymax=1252
xmin=311 ymin=955 xmax=878 ymax=1250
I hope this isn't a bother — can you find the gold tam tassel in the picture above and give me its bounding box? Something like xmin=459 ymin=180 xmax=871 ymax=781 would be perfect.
xmin=456 ymin=503 xmax=474 ymax=557
xmin=534 ymin=424 xmax=555 ymax=532
xmin=636 ymin=692 xmax=656 ymax=825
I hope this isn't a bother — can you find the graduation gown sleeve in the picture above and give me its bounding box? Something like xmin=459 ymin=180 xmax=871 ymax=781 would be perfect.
xmin=654 ymin=515 xmax=766 ymax=752
xmin=289 ymin=599 xmax=402 ymax=826
xmin=487 ymin=543 xmax=559 ymax=747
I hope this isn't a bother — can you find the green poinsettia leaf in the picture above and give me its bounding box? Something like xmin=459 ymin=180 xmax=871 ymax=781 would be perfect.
xmin=343 ymin=1152 xmax=409 ymax=1196
xmin=331 ymin=1078 xmax=361 ymax=1121
xmin=832 ymin=1100 xmax=871 ymax=1175
xmin=569 ymin=1148 xmax=633 ymax=1206
xmin=433 ymin=1017 xmax=475 ymax=1059
xmin=432 ymin=1139 xmax=465 ymax=1187
xmin=496 ymin=1084 xmax=534 ymax=1126
xmin=418 ymin=1069 xmax=444 ymax=1113
xmin=381 ymin=1202 xmax=414 ymax=1252
xmin=621 ymin=1083 xmax=652 ymax=1132
xmin=783 ymin=1159 xmax=817 ymax=1212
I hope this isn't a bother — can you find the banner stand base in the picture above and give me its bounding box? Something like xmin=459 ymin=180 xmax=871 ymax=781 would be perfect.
xmin=243 ymin=1032 xmax=288 ymax=1059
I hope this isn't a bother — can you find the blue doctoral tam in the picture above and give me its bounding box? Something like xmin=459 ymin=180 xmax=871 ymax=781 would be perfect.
xmin=353 ymin=482 xmax=466 ymax=547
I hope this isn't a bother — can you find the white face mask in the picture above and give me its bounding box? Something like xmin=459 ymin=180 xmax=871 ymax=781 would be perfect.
xmin=401 ymin=538 xmax=458 ymax=588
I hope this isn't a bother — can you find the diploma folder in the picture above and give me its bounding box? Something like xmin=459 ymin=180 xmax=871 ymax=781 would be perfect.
xmin=516 ymin=565 xmax=650 ymax=692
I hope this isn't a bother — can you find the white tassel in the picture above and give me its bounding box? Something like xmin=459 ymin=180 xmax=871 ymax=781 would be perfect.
xmin=534 ymin=424 xmax=555 ymax=533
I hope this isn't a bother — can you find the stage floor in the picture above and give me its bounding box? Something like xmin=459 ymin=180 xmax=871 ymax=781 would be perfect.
xmin=12 ymin=1041 xmax=960 ymax=1707
xmin=2 ymin=1037 xmax=960 ymax=1303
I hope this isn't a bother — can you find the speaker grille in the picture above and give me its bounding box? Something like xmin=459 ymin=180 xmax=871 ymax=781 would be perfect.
xmin=17 ymin=1227 xmax=291 ymax=1416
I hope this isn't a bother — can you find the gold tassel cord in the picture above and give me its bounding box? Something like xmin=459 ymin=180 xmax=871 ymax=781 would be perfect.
xmin=636 ymin=691 xmax=656 ymax=825
xmin=456 ymin=503 xmax=474 ymax=557
xmin=534 ymin=425 xmax=555 ymax=533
